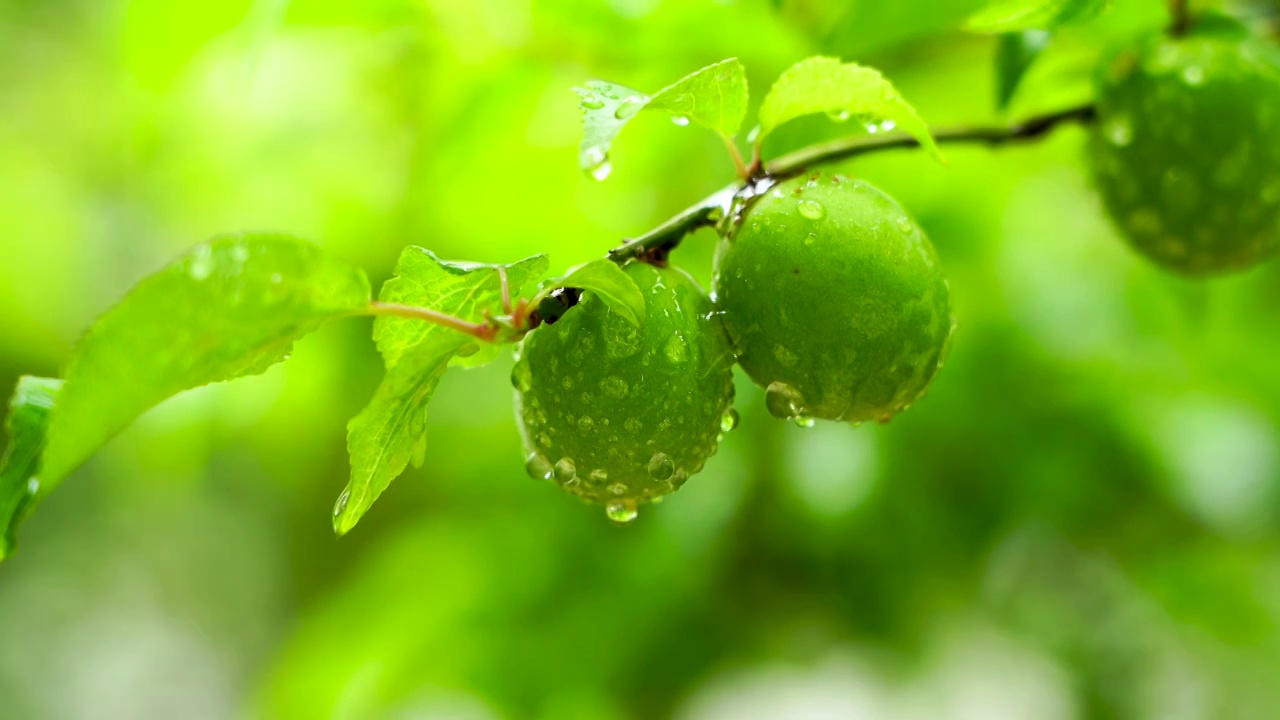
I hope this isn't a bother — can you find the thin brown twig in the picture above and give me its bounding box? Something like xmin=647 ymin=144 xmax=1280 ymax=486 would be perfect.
xmin=608 ymin=103 xmax=1097 ymax=264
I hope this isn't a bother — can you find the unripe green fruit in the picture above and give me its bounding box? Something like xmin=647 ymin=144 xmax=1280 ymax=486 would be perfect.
xmin=513 ymin=262 xmax=735 ymax=522
xmin=712 ymin=173 xmax=953 ymax=424
xmin=1091 ymin=21 xmax=1280 ymax=274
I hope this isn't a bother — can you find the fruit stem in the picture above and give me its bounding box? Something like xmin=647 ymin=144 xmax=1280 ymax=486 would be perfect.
xmin=721 ymin=133 xmax=750 ymax=179
xmin=364 ymin=301 xmax=497 ymax=341
xmin=608 ymin=104 xmax=1097 ymax=264
xmin=1168 ymin=0 xmax=1191 ymax=36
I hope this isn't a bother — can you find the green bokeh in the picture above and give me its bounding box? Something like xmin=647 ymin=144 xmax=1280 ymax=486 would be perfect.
xmin=3 ymin=0 xmax=1280 ymax=718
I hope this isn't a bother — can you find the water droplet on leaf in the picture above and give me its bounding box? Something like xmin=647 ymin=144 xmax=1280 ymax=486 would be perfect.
xmin=797 ymin=199 xmax=825 ymax=220
xmin=720 ymin=408 xmax=740 ymax=433
xmin=614 ymin=96 xmax=645 ymax=120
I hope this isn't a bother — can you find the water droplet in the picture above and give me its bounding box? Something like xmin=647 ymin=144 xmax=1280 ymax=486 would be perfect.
xmin=600 ymin=376 xmax=629 ymax=398
xmin=1103 ymin=116 xmax=1133 ymax=147
xmin=511 ymin=362 xmax=533 ymax=392
xmin=333 ymin=489 xmax=350 ymax=517
xmin=826 ymin=109 xmax=851 ymax=122
xmin=664 ymin=334 xmax=688 ymax=364
xmin=26 ymin=477 xmax=39 ymax=496
xmin=1181 ymin=65 xmax=1205 ymax=86
xmin=589 ymin=468 xmax=609 ymax=483
xmin=590 ymin=160 xmax=612 ymax=181
xmin=537 ymin=432 xmax=552 ymax=447
xmin=614 ymin=96 xmax=645 ymax=120
xmin=553 ymin=457 xmax=576 ymax=482
xmin=880 ymin=120 xmax=897 ymax=132
xmin=577 ymin=416 xmax=595 ymax=433
xmin=608 ymin=482 xmax=628 ymax=496
xmin=765 ymin=381 xmax=805 ymax=420
xmin=804 ymin=232 xmax=817 ymax=246
xmin=581 ymin=96 xmax=605 ymax=110
xmin=188 ymin=244 xmax=214 ymax=281
xmin=647 ymin=452 xmax=675 ymax=480
xmin=624 ymin=417 xmax=642 ymax=433
xmin=525 ymin=454 xmax=554 ymax=481
xmin=606 ymin=500 xmax=638 ymax=525
xmin=895 ymin=215 xmax=915 ymax=234
xmin=720 ymin=408 xmax=740 ymax=433
xmin=671 ymin=115 xmax=690 ymax=127
xmin=797 ymin=199 xmax=825 ymax=220
xmin=793 ymin=416 xmax=816 ymax=428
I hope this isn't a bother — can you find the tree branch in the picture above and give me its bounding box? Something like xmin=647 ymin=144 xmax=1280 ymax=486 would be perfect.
xmin=609 ymin=104 xmax=1096 ymax=264
xmin=1169 ymin=0 xmax=1191 ymax=35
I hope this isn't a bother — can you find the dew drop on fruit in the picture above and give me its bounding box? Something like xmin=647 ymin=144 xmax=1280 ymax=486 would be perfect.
xmin=797 ymin=199 xmax=825 ymax=220
xmin=793 ymin=416 xmax=816 ymax=429
xmin=606 ymin=500 xmax=638 ymax=525
xmin=578 ymin=416 xmax=595 ymax=433
xmin=554 ymin=457 xmax=576 ymax=483
xmin=511 ymin=361 xmax=533 ymax=392
xmin=895 ymin=216 xmax=914 ymax=234
xmin=765 ymin=381 xmax=805 ymax=420
xmin=525 ymin=454 xmax=554 ymax=481
xmin=600 ymin=376 xmax=629 ymax=398
xmin=647 ymin=452 xmax=675 ymax=480
xmin=608 ymin=482 xmax=628 ymax=496
xmin=671 ymin=115 xmax=690 ymax=126
xmin=589 ymin=468 xmax=609 ymax=483
xmin=720 ymin=408 xmax=740 ymax=433
xmin=614 ymin=96 xmax=645 ymax=120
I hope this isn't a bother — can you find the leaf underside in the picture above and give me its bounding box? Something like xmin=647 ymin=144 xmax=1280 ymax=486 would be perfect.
xmin=534 ymin=259 xmax=646 ymax=328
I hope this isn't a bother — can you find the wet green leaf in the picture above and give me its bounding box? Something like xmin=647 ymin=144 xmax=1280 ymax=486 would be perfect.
xmin=373 ymin=249 xmax=549 ymax=370
xmin=756 ymin=56 xmax=941 ymax=161
xmin=336 ymin=332 xmax=468 ymax=536
xmin=39 ymin=233 xmax=371 ymax=487
xmin=0 ymin=377 xmax=61 ymax=561
xmin=533 ymin=259 xmax=646 ymax=328
xmin=574 ymin=58 xmax=748 ymax=178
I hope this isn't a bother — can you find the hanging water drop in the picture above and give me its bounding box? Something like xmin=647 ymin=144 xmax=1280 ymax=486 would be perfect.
xmin=720 ymin=408 xmax=740 ymax=433
xmin=793 ymin=416 xmax=816 ymax=429
xmin=606 ymin=500 xmax=638 ymax=525
xmin=525 ymin=454 xmax=554 ymax=481
xmin=590 ymin=160 xmax=612 ymax=181
xmin=765 ymin=381 xmax=805 ymax=420
xmin=510 ymin=361 xmax=533 ymax=392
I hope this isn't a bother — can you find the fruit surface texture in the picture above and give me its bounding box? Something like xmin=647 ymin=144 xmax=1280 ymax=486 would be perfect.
xmin=713 ymin=172 xmax=953 ymax=424
xmin=514 ymin=262 xmax=735 ymax=515
xmin=1091 ymin=22 xmax=1280 ymax=274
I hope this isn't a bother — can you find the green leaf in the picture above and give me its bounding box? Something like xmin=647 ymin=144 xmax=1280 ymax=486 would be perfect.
xmin=756 ymin=56 xmax=942 ymax=161
xmin=645 ymin=58 xmax=749 ymax=137
xmin=995 ymin=30 xmax=1052 ymax=109
xmin=574 ymin=58 xmax=749 ymax=178
xmin=966 ymin=0 xmax=1109 ymax=33
xmin=336 ymin=332 xmax=468 ymax=536
xmin=533 ymin=259 xmax=646 ymax=328
xmin=0 ymin=377 xmax=61 ymax=561
xmin=373 ymin=249 xmax=550 ymax=370
xmin=39 ymin=232 xmax=371 ymax=488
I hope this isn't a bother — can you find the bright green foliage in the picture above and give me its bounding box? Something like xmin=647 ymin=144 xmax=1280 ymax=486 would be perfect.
xmin=39 ymin=233 xmax=371 ymax=489
xmin=714 ymin=173 xmax=953 ymax=423
xmin=337 ymin=333 xmax=469 ymax=536
xmin=0 ymin=377 xmax=61 ymax=560
xmin=645 ymin=58 xmax=749 ymax=137
xmin=995 ymin=30 xmax=1052 ymax=109
xmin=374 ymin=248 xmax=549 ymax=369
xmin=756 ymin=56 xmax=941 ymax=161
xmin=966 ymin=0 xmax=1109 ymax=33
xmin=1090 ymin=22 xmax=1280 ymax=274
xmin=574 ymin=58 xmax=748 ymax=179
xmin=513 ymin=262 xmax=734 ymax=521
xmin=530 ymin=259 xmax=646 ymax=328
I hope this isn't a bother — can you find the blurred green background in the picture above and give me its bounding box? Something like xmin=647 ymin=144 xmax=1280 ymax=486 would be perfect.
xmin=4 ymin=0 xmax=1280 ymax=717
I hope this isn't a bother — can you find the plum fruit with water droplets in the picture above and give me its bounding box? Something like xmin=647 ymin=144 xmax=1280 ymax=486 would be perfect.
xmin=1090 ymin=19 xmax=1280 ymax=274
xmin=712 ymin=172 xmax=953 ymax=424
xmin=513 ymin=262 xmax=735 ymax=520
